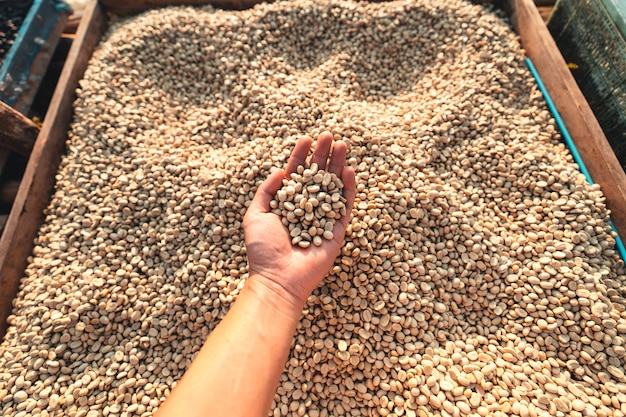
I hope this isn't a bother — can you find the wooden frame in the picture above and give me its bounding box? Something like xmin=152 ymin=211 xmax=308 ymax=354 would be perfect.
xmin=0 ymin=101 xmax=40 ymax=157
xmin=0 ymin=0 xmax=108 ymax=336
xmin=506 ymin=0 xmax=626 ymax=238
xmin=0 ymin=0 xmax=624 ymax=337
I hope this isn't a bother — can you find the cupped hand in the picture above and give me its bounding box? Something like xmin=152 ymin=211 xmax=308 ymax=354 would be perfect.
xmin=243 ymin=132 xmax=356 ymax=311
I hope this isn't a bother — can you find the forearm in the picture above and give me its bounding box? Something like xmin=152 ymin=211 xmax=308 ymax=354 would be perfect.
xmin=154 ymin=276 xmax=304 ymax=417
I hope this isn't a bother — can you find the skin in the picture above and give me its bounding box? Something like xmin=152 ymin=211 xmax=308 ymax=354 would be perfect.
xmin=154 ymin=132 xmax=356 ymax=417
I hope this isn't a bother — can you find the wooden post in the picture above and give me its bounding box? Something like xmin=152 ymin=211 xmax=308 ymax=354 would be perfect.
xmin=0 ymin=101 xmax=39 ymax=157
xmin=0 ymin=180 xmax=21 ymax=207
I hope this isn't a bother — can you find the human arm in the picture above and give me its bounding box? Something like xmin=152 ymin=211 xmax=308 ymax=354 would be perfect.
xmin=153 ymin=132 xmax=356 ymax=417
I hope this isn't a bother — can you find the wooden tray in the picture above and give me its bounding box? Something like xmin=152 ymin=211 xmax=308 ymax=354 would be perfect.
xmin=0 ymin=0 xmax=624 ymax=337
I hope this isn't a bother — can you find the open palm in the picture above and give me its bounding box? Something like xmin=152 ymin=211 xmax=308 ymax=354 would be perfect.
xmin=243 ymin=132 xmax=356 ymax=307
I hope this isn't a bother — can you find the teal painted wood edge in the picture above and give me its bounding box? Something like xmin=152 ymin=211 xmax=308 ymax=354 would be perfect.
xmin=525 ymin=57 xmax=626 ymax=263
xmin=0 ymin=0 xmax=72 ymax=106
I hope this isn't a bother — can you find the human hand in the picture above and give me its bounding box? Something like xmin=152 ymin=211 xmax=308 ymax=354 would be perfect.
xmin=243 ymin=132 xmax=356 ymax=312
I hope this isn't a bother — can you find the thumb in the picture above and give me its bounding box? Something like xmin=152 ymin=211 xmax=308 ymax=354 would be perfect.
xmin=248 ymin=170 xmax=285 ymax=214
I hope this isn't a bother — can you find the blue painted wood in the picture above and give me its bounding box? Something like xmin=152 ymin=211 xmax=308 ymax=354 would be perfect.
xmin=0 ymin=0 xmax=71 ymax=113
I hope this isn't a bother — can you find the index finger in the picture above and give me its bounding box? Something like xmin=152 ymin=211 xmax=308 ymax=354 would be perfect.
xmin=285 ymin=137 xmax=313 ymax=176
xmin=327 ymin=141 xmax=348 ymax=177
xmin=309 ymin=132 xmax=333 ymax=169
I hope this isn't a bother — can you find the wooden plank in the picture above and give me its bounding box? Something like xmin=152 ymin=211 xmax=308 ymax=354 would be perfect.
xmin=2 ymin=2 xmax=71 ymax=116
xmin=0 ymin=0 xmax=109 ymax=337
xmin=0 ymin=101 xmax=39 ymax=157
xmin=506 ymin=0 xmax=626 ymax=242
xmin=536 ymin=6 xmax=553 ymax=22
xmin=0 ymin=215 xmax=8 ymax=237
xmin=533 ymin=0 xmax=556 ymax=7
xmin=0 ymin=149 xmax=10 ymax=180
xmin=0 ymin=180 xmax=21 ymax=207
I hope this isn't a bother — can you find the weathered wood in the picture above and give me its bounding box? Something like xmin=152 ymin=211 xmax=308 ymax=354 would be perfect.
xmin=4 ymin=4 xmax=70 ymax=116
xmin=0 ymin=180 xmax=21 ymax=207
xmin=0 ymin=215 xmax=7 ymax=236
xmin=0 ymin=101 xmax=39 ymax=157
xmin=533 ymin=0 xmax=556 ymax=7
xmin=0 ymin=0 xmax=109 ymax=337
xmin=536 ymin=6 xmax=553 ymax=21
xmin=506 ymin=0 xmax=626 ymax=241
xmin=0 ymin=149 xmax=10 ymax=180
